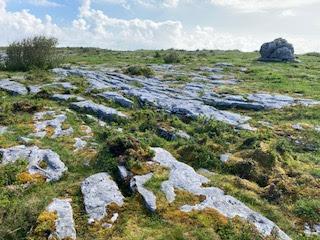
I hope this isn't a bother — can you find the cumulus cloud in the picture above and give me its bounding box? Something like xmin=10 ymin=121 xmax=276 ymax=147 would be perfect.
xmin=0 ymin=0 xmax=319 ymax=53
xmin=27 ymin=0 xmax=63 ymax=7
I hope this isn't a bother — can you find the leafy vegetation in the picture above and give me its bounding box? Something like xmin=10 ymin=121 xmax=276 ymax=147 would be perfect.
xmin=5 ymin=36 xmax=60 ymax=71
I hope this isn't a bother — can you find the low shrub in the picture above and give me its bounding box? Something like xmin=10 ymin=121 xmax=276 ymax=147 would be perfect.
xmin=5 ymin=36 xmax=60 ymax=71
xmin=163 ymin=52 xmax=181 ymax=64
xmin=125 ymin=65 xmax=154 ymax=77
xmin=294 ymin=198 xmax=320 ymax=223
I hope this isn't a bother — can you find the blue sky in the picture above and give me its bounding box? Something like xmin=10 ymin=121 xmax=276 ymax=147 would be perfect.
xmin=1 ymin=0 xmax=320 ymax=52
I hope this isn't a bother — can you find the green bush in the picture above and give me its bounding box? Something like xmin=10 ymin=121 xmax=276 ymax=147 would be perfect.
xmin=294 ymin=198 xmax=320 ymax=223
xmin=163 ymin=52 xmax=181 ymax=64
xmin=5 ymin=36 xmax=60 ymax=71
xmin=125 ymin=65 xmax=154 ymax=77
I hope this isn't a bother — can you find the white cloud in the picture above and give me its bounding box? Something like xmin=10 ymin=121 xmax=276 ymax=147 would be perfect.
xmin=208 ymin=0 xmax=320 ymax=12
xmin=0 ymin=0 xmax=319 ymax=53
xmin=27 ymin=0 xmax=63 ymax=7
xmin=280 ymin=9 xmax=296 ymax=17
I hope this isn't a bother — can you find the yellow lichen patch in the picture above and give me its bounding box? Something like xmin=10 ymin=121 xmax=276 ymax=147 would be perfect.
xmin=45 ymin=126 xmax=55 ymax=137
xmin=34 ymin=210 xmax=57 ymax=238
xmin=80 ymin=125 xmax=93 ymax=136
xmin=16 ymin=172 xmax=45 ymax=184
xmin=61 ymin=122 xmax=71 ymax=130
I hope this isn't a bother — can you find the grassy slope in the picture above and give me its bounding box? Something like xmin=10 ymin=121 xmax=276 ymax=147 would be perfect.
xmin=0 ymin=49 xmax=319 ymax=240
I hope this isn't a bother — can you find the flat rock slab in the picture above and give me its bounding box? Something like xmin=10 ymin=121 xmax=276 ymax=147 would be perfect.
xmin=46 ymin=198 xmax=76 ymax=240
xmin=70 ymin=100 xmax=128 ymax=122
xmin=0 ymin=79 xmax=28 ymax=95
xmin=81 ymin=172 xmax=124 ymax=223
xmin=203 ymin=93 xmax=320 ymax=111
xmin=151 ymin=147 xmax=291 ymax=240
xmin=29 ymin=82 xmax=77 ymax=94
xmin=31 ymin=111 xmax=74 ymax=139
xmin=98 ymin=91 xmax=134 ymax=108
xmin=0 ymin=145 xmax=67 ymax=181
xmin=130 ymin=173 xmax=157 ymax=212
xmin=51 ymin=94 xmax=85 ymax=102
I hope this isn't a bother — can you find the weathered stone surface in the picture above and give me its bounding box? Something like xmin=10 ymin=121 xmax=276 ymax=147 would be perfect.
xmin=199 ymin=67 xmax=223 ymax=73
xmin=203 ymin=92 xmax=320 ymax=110
xmin=0 ymin=79 xmax=28 ymax=95
xmin=52 ymin=94 xmax=85 ymax=102
xmin=118 ymin=166 xmax=132 ymax=181
xmin=0 ymin=126 xmax=8 ymax=135
xmin=98 ymin=91 xmax=134 ymax=108
xmin=130 ymin=173 xmax=157 ymax=212
xmin=151 ymin=147 xmax=291 ymax=240
xmin=304 ymin=223 xmax=320 ymax=236
xmin=259 ymin=38 xmax=295 ymax=62
xmin=32 ymin=111 xmax=74 ymax=138
xmin=215 ymin=62 xmax=234 ymax=67
xmin=0 ymin=145 xmax=67 ymax=181
xmin=70 ymin=100 xmax=128 ymax=122
xmin=81 ymin=173 xmax=124 ymax=223
xmin=220 ymin=154 xmax=231 ymax=163
xmin=46 ymin=198 xmax=76 ymax=240
xmin=29 ymin=82 xmax=77 ymax=94
xmin=74 ymin=138 xmax=87 ymax=151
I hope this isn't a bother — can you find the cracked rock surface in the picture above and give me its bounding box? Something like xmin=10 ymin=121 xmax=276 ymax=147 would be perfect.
xmin=151 ymin=147 xmax=291 ymax=240
xmin=81 ymin=172 xmax=125 ymax=223
xmin=0 ymin=145 xmax=67 ymax=181
xmin=46 ymin=198 xmax=77 ymax=240
xmin=130 ymin=173 xmax=157 ymax=212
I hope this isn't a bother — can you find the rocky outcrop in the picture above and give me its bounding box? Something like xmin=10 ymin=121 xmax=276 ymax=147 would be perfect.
xmin=81 ymin=173 xmax=124 ymax=223
xmin=98 ymin=91 xmax=134 ymax=108
xmin=259 ymin=38 xmax=295 ymax=62
xmin=46 ymin=198 xmax=76 ymax=240
xmin=150 ymin=147 xmax=291 ymax=240
xmin=0 ymin=145 xmax=67 ymax=181
xmin=0 ymin=79 xmax=28 ymax=95
xmin=70 ymin=100 xmax=128 ymax=122
xmin=31 ymin=111 xmax=73 ymax=138
xmin=130 ymin=173 xmax=157 ymax=212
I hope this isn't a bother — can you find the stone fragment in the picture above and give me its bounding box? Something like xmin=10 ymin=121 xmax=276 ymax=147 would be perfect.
xmin=130 ymin=173 xmax=157 ymax=212
xmin=220 ymin=154 xmax=231 ymax=163
xmin=81 ymin=173 xmax=124 ymax=223
xmin=0 ymin=126 xmax=8 ymax=135
xmin=46 ymin=198 xmax=76 ymax=240
xmin=74 ymin=138 xmax=87 ymax=151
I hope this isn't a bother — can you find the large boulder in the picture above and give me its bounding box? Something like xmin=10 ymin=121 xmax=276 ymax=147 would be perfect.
xmin=259 ymin=38 xmax=295 ymax=62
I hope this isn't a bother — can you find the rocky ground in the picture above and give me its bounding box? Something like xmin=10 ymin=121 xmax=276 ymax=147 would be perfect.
xmin=0 ymin=49 xmax=320 ymax=240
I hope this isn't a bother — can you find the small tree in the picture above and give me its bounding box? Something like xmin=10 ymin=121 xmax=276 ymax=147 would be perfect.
xmin=6 ymin=36 xmax=60 ymax=71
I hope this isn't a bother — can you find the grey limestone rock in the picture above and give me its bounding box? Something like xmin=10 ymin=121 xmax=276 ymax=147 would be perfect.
xmin=0 ymin=145 xmax=67 ymax=181
xmin=98 ymin=91 xmax=134 ymax=108
xmin=130 ymin=173 xmax=157 ymax=212
xmin=0 ymin=79 xmax=28 ymax=95
xmin=259 ymin=38 xmax=295 ymax=62
xmin=70 ymin=100 xmax=128 ymax=122
xmin=81 ymin=173 xmax=124 ymax=223
xmin=46 ymin=198 xmax=77 ymax=240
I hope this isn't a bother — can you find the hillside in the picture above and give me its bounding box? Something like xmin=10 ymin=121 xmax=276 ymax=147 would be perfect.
xmin=0 ymin=49 xmax=320 ymax=240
